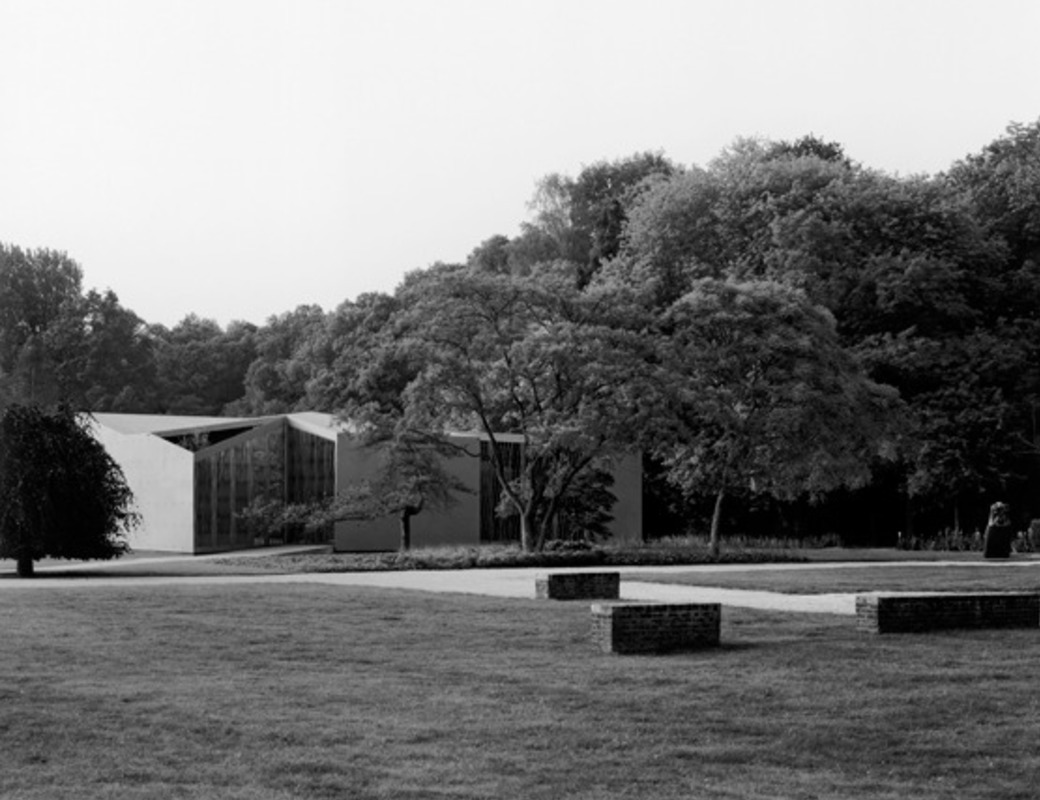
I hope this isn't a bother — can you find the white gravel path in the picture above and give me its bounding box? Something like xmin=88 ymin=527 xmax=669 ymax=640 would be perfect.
xmin=3 ymin=550 xmax=1037 ymax=616
xmin=0 ymin=559 xmax=873 ymax=614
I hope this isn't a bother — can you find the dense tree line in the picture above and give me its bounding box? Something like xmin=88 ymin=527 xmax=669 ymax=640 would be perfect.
xmin=4 ymin=120 xmax=1040 ymax=547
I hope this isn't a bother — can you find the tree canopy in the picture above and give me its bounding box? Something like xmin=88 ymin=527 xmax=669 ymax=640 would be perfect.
xmin=650 ymin=278 xmax=900 ymax=555
xmin=393 ymin=263 xmax=654 ymax=550
xmin=5 ymin=119 xmax=1040 ymax=547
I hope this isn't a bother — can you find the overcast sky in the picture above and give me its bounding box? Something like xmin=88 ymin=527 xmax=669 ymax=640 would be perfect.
xmin=2 ymin=0 xmax=1038 ymax=328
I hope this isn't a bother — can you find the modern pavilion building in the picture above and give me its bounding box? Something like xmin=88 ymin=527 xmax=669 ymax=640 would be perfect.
xmin=88 ymin=412 xmax=642 ymax=554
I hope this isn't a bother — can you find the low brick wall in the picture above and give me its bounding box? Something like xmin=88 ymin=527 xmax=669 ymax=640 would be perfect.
xmin=856 ymin=593 xmax=1040 ymax=634
xmin=591 ymin=602 xmax=720 ymax=654
xmin=535 ymin=572 xmax=620 ymax=600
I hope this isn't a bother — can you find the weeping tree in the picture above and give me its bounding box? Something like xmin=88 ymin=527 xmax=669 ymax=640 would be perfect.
xmin=0 ymin=404 xmax=137 ymax=577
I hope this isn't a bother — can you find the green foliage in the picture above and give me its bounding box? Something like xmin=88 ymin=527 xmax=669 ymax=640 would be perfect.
xmin=5 ymin=120 xmax=1040 ymax=549
xmin=596 ymin=165 xmax=724 ymax=306
xmin=0 ymin=245 xmax=83 ymax=373
xmin=650 ymin=278 xmax=900 ymax=554
xmin=766 ymin=134 xmax=850 ymax=165
xmin=551 ymin=467 xmax=616 ymax=542
xmin=599 ymin=126 xmax=1040 ymax=538
xmin=235 ymin=497 xmax=330 ymax=545
xmin=219 ymin=540 xmax=807 ymax=573
xmin=524 ymin=152 xmax=678 ymax=284
xmin=236 ymin=408 xmax=471 ymax=553
xmin=305 ymin=292 xmax=409 ymax=415
xmin=234 ymin=304 xmax=327 ymax=414
xmin=301 ymin=291 xmax=473 ymax=550
xmin=947 ymin=119 xmax=1040 ymax=265
xmin=326 ymin=429 xmax=471 ymax=551
xmin=395 ymin=263 xmax=652 ymax=550
xmin=0 ymin=245 xmax=85 ymax=405
xmin=42 ymin=288 xmax=159 ymax=411
xmin=0 ymin=404 xmax=137 ymax=576
xmin=0 ymin=246 xmax=162 ymax=411
xmin=152 ymin=315 xmax=258 ymax=415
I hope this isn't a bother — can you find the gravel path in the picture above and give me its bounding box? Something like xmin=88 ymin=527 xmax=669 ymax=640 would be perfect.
xmin=0 ymin=555 xmax=858 ymax=614
xmin=4 ymin=549 xmax=1036 ymax=616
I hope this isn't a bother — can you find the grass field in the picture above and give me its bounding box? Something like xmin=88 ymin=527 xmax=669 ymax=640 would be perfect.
xmin=633 ymin=562 xmax=1040 ymax=595
xmin=2 ymin=580 xmax=1039 ymax=799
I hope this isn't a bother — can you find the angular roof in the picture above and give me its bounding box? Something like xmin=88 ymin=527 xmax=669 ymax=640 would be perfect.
xmin=89 ymin=411 xmax=345 ymax=438
xmin=89 ymin=412 xmax=524 ymax=443
xmin=90 ymin=413 xmax=260 ymax=437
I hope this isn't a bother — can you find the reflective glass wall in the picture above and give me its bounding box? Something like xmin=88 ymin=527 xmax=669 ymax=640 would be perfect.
xmin=287 ymin=425 xmax=336 ymax=504
xmin=479 ymin=440 xmax=523 ymax=543
xmin=194 ymin=420 xmax=288 ymax=552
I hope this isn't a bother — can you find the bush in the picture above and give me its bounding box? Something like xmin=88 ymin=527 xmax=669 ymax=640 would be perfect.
xmin=897 ymin=528 xmax=983 ymax=552
xmin=1029 ymin=520 xmax=1040 ymax=551
xmin=217 ymin=538 xmax=809 ymax=573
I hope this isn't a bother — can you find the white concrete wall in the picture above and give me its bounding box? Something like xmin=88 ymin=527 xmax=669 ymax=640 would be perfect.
xmin=90 ymin=421 xmax=196 ymax=553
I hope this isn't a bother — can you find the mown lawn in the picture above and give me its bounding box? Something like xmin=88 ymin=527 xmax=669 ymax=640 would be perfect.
xmin=633 ymin=562 xmax=1040 ymax=595
xmin=1 ymin=582 xmax=1039 ymax=799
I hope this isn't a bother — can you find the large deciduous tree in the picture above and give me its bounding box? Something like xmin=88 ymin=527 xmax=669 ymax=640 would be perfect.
xmin=260 ymin=290 xmax=469 ymax=551
xmin=0 ymin=405 xmax=137 ymax=577
xmin=944 ymin=119 xmax=1040 ymax=521
xmin=654 ymin=278 xmax=900 ymax=556
xmin=395 ymin=264 xmax=653 ymax=551
xmin=604 ymin=133 xmax=1040 ymax=537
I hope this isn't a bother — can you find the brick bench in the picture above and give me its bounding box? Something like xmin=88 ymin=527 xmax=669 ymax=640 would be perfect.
xmin=535 ymin=571 xmax=620 ymax=600
xmin=856 ymin=593 xmax=1040 ymax=634
xmin=590 ymin=602 xmax=720 ymax=654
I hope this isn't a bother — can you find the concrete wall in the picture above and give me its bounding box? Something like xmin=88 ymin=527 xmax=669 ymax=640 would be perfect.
xmin=411 ymin=435 xmax=481 ymax=548
xmin=607 ymin=452 xmax=642 ymax=545
xmin=333 ymin=434 xmax=482 ymax=552
xmin=90 ymin=412 xmax=644 ymax=555
xmin=89 ymin=421 xmax=196 ymax=553
xmin=333 ymin=438 xmax=643 ymax=552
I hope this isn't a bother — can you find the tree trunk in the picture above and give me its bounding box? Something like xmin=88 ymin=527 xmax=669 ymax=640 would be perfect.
xmin=399 ymin=511 xmax=412 ymax=551
xmin=709 ymin=488 xmax=725 ymax=559
xmin=17 ymin=555 xmax=35 ymax=578
xmin=520 ymin=512 xmax=534 ymax=553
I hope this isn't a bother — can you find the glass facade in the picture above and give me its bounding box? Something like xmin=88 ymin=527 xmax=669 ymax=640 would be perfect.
xmin=287 ymin=425 xmax=336 ymax=504
xmin=192 ymin=419 xmax=336 ymax=552
xmin=479 ymin=440 xmax=523 ymax=543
